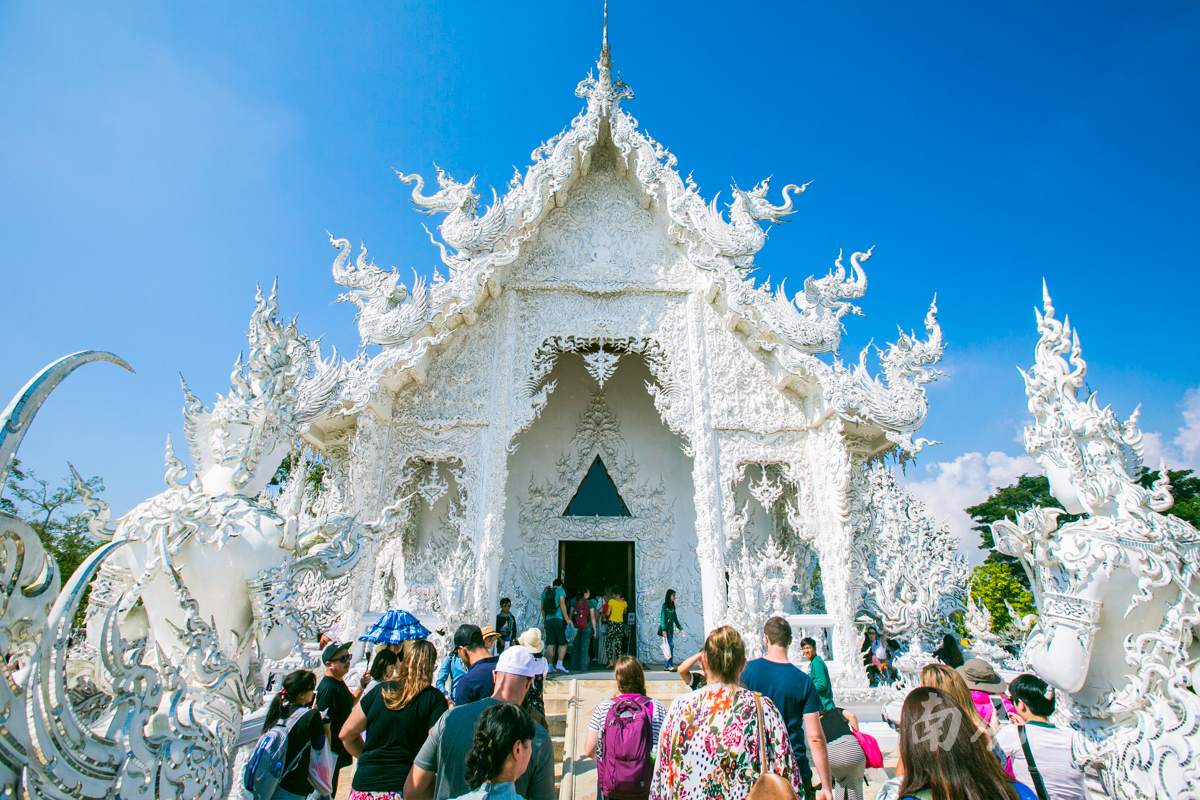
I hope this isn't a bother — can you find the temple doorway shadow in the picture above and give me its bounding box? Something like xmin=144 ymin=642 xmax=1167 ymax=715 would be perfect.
xmin=559 ymin=540 xmax=636 ymax=656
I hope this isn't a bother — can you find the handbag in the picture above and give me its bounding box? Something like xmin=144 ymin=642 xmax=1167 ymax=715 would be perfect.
xmin=307 ymin=735 xmax=336 ymax=796
xmin=852 ymin=728 xmax=884 ymax=769
xmin=749 ymin=693 xmax=799 ymax=800
xmin=1019 ymin=725 xmax=1050 ymax=800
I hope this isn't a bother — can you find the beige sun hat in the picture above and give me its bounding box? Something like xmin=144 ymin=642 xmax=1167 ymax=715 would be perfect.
xmin=517 ymin=627 xmax=545 ymax=655
xmin=957 ymin=658 xmax=1008 ymax=693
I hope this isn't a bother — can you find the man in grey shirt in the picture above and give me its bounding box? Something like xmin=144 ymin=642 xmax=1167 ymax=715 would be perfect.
xmin=405 ymin=646 xmax=554 ymax=800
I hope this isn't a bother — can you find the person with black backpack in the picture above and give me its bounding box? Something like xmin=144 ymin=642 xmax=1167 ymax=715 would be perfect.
xmin=583 ymin=656 xmax=665 ymax=800
xmin=243 ymin=670 xmax=328 ymax=800
xmin=540 ymin=578 xmax=569 ymax=673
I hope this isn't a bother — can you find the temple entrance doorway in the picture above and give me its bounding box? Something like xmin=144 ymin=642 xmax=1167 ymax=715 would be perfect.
xmin=559 ymin=540 xmax=633 ymax=607
xmin=559 ymin=540 xmax=635 ymax=645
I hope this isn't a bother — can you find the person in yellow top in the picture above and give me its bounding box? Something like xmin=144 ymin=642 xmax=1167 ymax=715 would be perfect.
xmin=603 ymin=590 xmax=629 ymax=668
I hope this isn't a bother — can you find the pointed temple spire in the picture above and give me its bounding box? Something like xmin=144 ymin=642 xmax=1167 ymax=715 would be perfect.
xmin=600 ymin=0 xmax=610 ymax=71
xmin=575 ymin=0 xmax=633 ymax=112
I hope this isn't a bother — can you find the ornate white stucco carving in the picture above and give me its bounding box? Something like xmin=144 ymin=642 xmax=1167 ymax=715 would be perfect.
xmin=502 ymin=391 xmax=698 ymax=662
xmin=992 ymin=285 xmax=1200 ymax=799
xmin=0 ymin=287 xmax=403 ymax=799
xmin=851 ymin=463 xmax=968 ymax=663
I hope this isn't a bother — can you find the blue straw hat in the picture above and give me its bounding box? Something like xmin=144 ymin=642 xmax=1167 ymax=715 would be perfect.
xmin=358 ymin=609 xmax=432 ymax=644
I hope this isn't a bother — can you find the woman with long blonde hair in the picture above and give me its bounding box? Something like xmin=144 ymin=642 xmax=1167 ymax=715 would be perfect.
xmin=339 ymin=640 xmax=448 ymax=799
xmin=918 ymin=663 xmax=1006 ymax=766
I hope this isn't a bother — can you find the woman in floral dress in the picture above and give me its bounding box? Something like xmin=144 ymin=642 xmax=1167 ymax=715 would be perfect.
xmin=650 ymin=626 xmax=800 ymax=800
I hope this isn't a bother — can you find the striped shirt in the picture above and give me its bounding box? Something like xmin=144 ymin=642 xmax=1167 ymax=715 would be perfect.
xmin=587 ymin=695 xmax=666 ymax=762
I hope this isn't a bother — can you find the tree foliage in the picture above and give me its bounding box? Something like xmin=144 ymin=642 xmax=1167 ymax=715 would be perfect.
xmin=964 ymin=468 xmax=1200 ymax=633
xmin=1137 ymin=466 xmax=1200 ymax=527
xmin=2 ymin=460 xmax=105 ymax=624
xmin=268 ymin=451 xmax=327 ymax=496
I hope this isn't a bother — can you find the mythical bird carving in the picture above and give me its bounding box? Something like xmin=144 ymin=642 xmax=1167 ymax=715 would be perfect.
xmin=398 ymin=166 xmax=509 ymax=260
xmin=330 ymin=235 xmax=430 ymax=347
xmin=821 ymin=297 xmax=944 ymax=455
xmin=683 ymin=177 xmax=807 ymax=264
xmin=759 ymin=248 xmax=870 ymax=354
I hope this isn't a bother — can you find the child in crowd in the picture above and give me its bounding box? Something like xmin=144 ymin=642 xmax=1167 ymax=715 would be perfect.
xmin=496 ymin=598 xmax=517 ymax=655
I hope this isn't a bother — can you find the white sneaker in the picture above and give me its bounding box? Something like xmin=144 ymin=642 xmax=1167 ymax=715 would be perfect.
xmin=555 ymin=665 xmax=569 ymax=673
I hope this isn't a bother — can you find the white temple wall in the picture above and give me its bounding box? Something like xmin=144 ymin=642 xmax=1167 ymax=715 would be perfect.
xmin=499 ymin=351 xmax=703 ymax=662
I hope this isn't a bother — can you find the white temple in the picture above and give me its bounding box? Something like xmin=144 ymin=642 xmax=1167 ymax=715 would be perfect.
xmin=1 ymin=15 xmax=1194 ymax=800
xmin=300 ymin=21 xmax=962 ymax=682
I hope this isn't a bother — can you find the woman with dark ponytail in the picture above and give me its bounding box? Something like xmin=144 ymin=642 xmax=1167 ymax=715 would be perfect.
xmin=260 ymin=670 xmax=327 ymax=800
xmin=450 ymin=703 xmax=536 ymax=800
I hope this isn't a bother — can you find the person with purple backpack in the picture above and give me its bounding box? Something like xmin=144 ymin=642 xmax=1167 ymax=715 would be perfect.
xmin=583 ymin=656 xmax=666 ymax=800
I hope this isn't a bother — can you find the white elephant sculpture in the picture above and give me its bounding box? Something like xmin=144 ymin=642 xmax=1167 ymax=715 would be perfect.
xmin=992 ymin=284 xmax=1200 ymax=799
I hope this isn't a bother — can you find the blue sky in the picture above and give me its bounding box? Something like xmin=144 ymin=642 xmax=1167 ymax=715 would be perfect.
xmin=2 ymin=2 xmax=1197 ymax=556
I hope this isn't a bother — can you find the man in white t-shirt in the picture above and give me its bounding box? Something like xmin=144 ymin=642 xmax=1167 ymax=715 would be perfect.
xmin=996 ymin=673 xmax=1087 ymax=800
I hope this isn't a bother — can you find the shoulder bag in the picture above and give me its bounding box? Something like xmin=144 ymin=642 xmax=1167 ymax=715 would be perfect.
xmin=1018 ymin=725 xmax=1050 ymax=800
xmin=748 ymin=693 xmax=799 ymax=800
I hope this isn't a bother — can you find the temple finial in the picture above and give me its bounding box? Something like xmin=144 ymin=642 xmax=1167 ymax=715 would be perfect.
xmin=600 ymin=1 xmax=611 ymax=70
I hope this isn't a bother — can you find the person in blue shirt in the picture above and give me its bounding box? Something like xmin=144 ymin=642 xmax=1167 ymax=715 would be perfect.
xmin=740 ymin=616 xmax=832 ymax=800
xmin=435 ymin=649 xmax=468 ymax=702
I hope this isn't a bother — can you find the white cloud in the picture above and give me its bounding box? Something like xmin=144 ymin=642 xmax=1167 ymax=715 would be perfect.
xmin=901 ymin=451 xmax=1041 ymax=566
xmin=1139 ymin=387 xmax=1200 ymax=473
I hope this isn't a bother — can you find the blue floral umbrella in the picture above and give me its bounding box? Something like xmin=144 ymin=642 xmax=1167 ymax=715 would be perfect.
xmin=359 ymin=609 xmax=431 ymax=644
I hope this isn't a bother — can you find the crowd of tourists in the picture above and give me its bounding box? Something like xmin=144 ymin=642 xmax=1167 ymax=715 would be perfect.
xmin=533 ymin=579 xmax=683 ymax=674
xmin=246 ymin=596 xmax=1084 ymax=800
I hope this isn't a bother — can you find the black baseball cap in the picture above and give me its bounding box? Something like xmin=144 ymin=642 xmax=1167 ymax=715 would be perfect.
xmin=453 ymin=624 xmax=484 ymax=650
xmin=322 ymin=642 xmax=352 ymax=663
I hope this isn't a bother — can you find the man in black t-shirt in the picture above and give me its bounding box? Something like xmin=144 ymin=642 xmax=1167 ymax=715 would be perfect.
xmin=316 ymin=642 xmax=358 ymax=797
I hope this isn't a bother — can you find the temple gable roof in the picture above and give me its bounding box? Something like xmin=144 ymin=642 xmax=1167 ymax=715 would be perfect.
xmin=318 ymin=19 xmax=945 ymax=462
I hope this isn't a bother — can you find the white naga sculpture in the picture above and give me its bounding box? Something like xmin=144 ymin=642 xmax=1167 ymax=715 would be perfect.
xmin=0 ymin=286 xmax=391 ymax=800
xmin=993 ymin=285 xmax=1200 ymax=798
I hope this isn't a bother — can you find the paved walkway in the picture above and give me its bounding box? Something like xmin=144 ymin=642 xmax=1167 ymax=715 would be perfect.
xmin=549 ymin=674 xmax=899 ymax=800
xmin=331 ymin=671 xmax=900 ymax=800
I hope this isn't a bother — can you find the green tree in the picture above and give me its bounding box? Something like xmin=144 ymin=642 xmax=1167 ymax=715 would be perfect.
xmin=1137 ymin=467 xmax=1200 ymax=527
xmin=964 ymin=468 xmax=1200 ymax=632
xmin=268 ymin=451 xmax=327 ymax=496
xmin=2 ymin=460 xmax=105 ymax=623
xmin=965 ymin=475 xmax=1076 ymax=633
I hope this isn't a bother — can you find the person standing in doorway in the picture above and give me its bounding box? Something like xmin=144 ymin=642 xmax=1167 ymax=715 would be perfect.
xmin=604 ymin=589 xmax=629 ymax=668
xmin=741 ymin=617 xmax=833 ymax=800
xmin=540 ymin=578 xmax=570 ymax=674
xmin=594 ymin=587 xmax=610 ymax=664
xmin=800 ymin=637 xmax=835 ymax=711
xmin=571 ymin=588 xmax=595 ymax=672
xmin=658 ymin=589 xmax=686 ymax=672
xmin=316 ymin=642 xmax=360 ymax=798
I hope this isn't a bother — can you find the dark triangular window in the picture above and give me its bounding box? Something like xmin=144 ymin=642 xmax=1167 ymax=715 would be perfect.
xmin=563 ymin=456 xmax=631 ymax=517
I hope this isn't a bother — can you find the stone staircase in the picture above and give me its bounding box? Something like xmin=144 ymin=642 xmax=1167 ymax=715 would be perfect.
xmin=547 ymin=674 xmax=692 ymax=800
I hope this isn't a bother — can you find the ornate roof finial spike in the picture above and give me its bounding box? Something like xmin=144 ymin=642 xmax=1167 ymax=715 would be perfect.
xmin=601 ymin=0 xmax=610 ymax=69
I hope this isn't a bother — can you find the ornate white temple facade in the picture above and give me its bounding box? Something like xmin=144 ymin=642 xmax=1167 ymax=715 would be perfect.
xmin=7 ymin=17 xmax=1196 ymax=800
xmin=302 ymin=29 xmax=963 ymax=680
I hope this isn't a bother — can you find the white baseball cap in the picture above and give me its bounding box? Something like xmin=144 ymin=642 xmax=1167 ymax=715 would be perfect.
xmin=496 ymin=644 xmax=541 ymax=678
